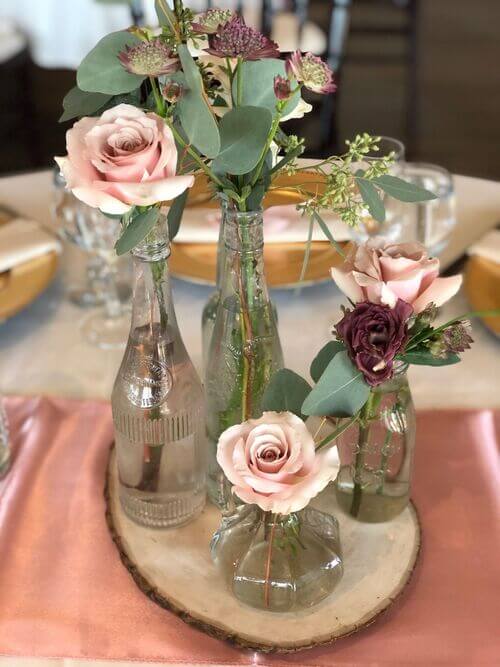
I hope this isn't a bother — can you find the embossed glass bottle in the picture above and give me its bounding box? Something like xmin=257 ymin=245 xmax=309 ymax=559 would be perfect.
xmin=201 ymin=216 xmax=226 ymax=374
xmin=0 ymin=396 xmax=10 ymax=479
xmin=205 ymin=208 xmax=284 ymax=507
xmin=111 ymin=215 xmax=206 ymax=528
xmin=335 ymin=365 xmax=416 ymax=522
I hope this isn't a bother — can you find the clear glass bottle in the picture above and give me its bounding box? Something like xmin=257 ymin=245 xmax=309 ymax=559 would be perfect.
xmin=211 ymin=505 xmax=343 ymax=612
xmin=111 ymin=215 xmax=206 ymax=528
xmin=205 ymin=208 xmax=284 ymax=508
xmin=201 ymin=217 xmax=226 ymax=375
xmin=0 ymin=397 xmax=10 ymax=479
xmin=335 ymin=366 xmax=416 ymax=522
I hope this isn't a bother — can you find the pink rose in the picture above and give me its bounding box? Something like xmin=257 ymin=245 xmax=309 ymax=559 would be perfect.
xmin=217 ymin=411 xmax=339 ymax=515
xmin=55 ymin=104 xmax=194 ymax=215
xmin=331 ymin=239 xmax=462 ymax=314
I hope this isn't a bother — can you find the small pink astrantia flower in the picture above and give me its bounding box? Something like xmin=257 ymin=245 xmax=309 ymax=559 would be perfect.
xmin=55 ymin=104 xmax=194 ymax=215
xmin=118 ymin=38 xmax=179 ymax=77
xmin=191 ymin=8 xmax=235 ymax=35
xmin=217 ymin=411 xmax=340 ymax=515
xmin=286 ymin=50 xmax=336 ymax=94
xmin=206 ymin=17 xmax=280 ymax=61
xmin=274 ymin=74 xmax=291 ymax=100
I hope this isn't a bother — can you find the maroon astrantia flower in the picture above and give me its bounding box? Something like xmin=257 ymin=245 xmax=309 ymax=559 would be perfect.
xmin=274 ymin=74 xmax=291 ymax=100
xmin=205 ymin=17 xmax=280 ymax=61
xmin=162 ymin=80 xmax=183 ymax=104
xmin=429 ymin=320 xmax=474 ymax=358
xmin=191 ymin=8 xmax=235 ymax=35
xmin=335 ymin=299 xmax=413 ymax=386
xmin=286 ymin=50 xmax=336 ymax=94
xmin=118 ymin=38 xmax=179 ymax=77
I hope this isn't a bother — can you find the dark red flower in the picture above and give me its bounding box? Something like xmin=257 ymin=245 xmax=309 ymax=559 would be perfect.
xmin=335 ymin=299 xmax=413 ymax=386
xmin=205 ymin=17 xmax=280 ymax=61
xmin=274 ymin=74 xmax=291 ymax=100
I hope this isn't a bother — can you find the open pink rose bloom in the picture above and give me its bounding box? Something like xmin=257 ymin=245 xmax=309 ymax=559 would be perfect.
xmin=216 ymin=411 xmax=340 ymax=515
xmin=56 ymin=104 xmax=194 ymax=215
xmin=331 ymin=239 xmax=462 ymax=313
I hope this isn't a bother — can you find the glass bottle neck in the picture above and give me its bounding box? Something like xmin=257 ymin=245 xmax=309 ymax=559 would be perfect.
xmin=129 ymin=215 xmax=178 ymax=335
xmin=222 ymin=208 xmax=264 ymax=255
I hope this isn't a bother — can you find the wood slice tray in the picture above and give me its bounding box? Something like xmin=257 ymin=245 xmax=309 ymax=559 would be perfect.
xmin=106 ymin=451 xmax=421 ymax=653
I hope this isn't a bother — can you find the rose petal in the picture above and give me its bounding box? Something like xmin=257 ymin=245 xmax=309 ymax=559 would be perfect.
xmin=411 ymin=275 xmax=463 ymax=313
xmin=331 ymin=267 xmax=364 ymax=303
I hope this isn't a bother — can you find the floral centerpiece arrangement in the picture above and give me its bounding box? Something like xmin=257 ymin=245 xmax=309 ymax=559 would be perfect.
xmin=55 ymin=0 xmax=437 ymax=518
xmin=262 ymin=240 xmax=480 ymax=522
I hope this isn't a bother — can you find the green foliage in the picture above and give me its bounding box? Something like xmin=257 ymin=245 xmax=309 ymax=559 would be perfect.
xmin=234 ymin=60 xmax=299 ymax=115
xmin=371 ymin=174 xmax=437 ymax=202
xmin=212 ymin=106 xmax=273 ymax=176
xmin=302 ymin=351 xmax=370 ymax=417
xmin=262 ymin=369 xmax=312 ymax=420
xmin=167 ymin=190 xmax=188 ymax=241
xmin=310 ymin=341 xmax=345 ymax=383
xmin=355 ymin=177 xmax=386 ymax=223
xmin=77 ymin=31 xmax=144 ymax=95
xmin=115 ymin=207 xmax=160 ymax=255
xmin=177 ymin=45 xmax=220 ymax=158
xmin=398 ymin=349 xmax=461 ymax=366
xmin=155 ymin=0 xmax=177 ymax=29
xmin=59 ymin=87 xmax=112 ymax=122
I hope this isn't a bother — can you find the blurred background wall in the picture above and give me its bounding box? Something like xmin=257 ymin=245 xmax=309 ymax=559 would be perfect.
xmin=0 ymin=0 xmax=499 ymax=179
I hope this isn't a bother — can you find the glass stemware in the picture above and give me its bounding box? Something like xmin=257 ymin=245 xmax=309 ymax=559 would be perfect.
xmin=52 ymin=168 xmax=132 ymax=349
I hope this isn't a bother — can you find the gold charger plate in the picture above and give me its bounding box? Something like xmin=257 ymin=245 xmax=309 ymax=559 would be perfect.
xmin=170 ymin=241 xmax=349 ymax=289
xmin=464 ymin=254 xmax=500 ymax=335
xmin=0 ymin=206 xmax=59 ymax=321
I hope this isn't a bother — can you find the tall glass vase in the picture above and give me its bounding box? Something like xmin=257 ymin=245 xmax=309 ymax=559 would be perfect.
xmin=335 ymin=366 xmax=416 ymax=522
xmin=111 ymin=214 xmax=206 ymax=528
xmin=205 ymin=207 xmax=284 ymax=508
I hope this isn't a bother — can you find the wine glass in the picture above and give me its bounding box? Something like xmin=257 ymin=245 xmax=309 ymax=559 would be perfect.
xmin=52 ymin=169 xmax=131 ymax=349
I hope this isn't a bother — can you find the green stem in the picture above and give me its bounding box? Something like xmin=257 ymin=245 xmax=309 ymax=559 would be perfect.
xmin=249 ymin=113 xmax=282 ymax=189
xmin=350 ymin=393 xmax=375 ymax=518
xmin=149 ymin=77 xmax=166 ymax=117
xmin=165 ymin=120 xmax=224 ymax=187
xmin=315 ymin=415 xmax=358 ymax=451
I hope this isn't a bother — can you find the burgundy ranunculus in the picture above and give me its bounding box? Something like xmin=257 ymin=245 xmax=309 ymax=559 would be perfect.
xmin=335 ymin=299 xmax=413 ymax=386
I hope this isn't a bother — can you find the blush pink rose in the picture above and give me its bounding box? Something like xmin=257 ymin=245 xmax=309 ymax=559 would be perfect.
xmin=55 ymin=104 xmax=194 ymax=215
xmin=331 ymin=239 xmax=462 ymax=313
xmin=217 ymin=411 xmax=339 ymax=515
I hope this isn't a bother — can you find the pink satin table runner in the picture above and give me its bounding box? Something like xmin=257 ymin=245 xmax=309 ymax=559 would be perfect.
xmin=0 ymin=395 xmax=498 ymax=665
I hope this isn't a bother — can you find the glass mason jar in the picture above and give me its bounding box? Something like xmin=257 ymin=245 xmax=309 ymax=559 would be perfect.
xmin=205 ymin=208 xmax=284 ymax=508
xmin=211 ymin=505 xmax=343 ymax=612
xmin=111 ymin=214 xmax=206 ymax=528
xmin=335 ymin=365 xmax=416 ymax=522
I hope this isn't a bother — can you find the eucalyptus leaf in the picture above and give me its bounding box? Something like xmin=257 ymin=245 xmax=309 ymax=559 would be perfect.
xmin=167 ymin=190 xmax=188 ymax=241
xmin=302 ymin=351 xmax=370 ymax=417
xmin=313 ymin=212 xmax=346 ymax=258
xmin=398 ymin=350 xmax=461 ymax=366
xmin=77 ymin=31 xmax=144 ymax=95
xmin=371 ymin=175 xmax=437 ymax=202
xmin=115 ymin=208 xmax=159 ymax=255
xmin=355 ymin=177 xmax=386 ymax=223
xmin=262 ymin=369 xmax=312 ymax=420
xmin=235 ymin=60 xmax=299 ymax=115
xmin=212 ymin=106 xmax=272 ymax=175
xmin=59 ymin=87 xmax=112 ymax=122
xmin=177 ymin=45 xmax=220 ymax=158
xmin=310 ymin=341 xmax=345 ymax=383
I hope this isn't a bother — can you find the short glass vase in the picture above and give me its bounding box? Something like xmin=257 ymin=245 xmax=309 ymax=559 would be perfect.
xmin=335 ymin=366 xmax=416 ymax=522
xmin=211 ymin=505 xmax=343 ymax=612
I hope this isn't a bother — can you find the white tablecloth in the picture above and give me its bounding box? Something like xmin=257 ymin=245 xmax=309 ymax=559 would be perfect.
xmin=0 ymin=169 xmax=499 ymax=411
